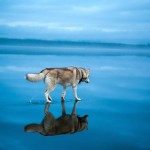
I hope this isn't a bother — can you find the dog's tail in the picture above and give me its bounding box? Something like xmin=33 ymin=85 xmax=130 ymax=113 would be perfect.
xmin=26 ymin=73 xmax=44 ymax=82
xmin=26 ymin=69 xmax=48 ymax=82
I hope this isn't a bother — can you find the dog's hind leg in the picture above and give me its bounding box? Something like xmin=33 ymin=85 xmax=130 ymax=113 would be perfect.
xmin=45 ymin=88 xmax=52 ymax=102
xmin=61 ymin=86 xmax=66 ymax=101
xmin=45 ymin=77 xmax=56 ymax=102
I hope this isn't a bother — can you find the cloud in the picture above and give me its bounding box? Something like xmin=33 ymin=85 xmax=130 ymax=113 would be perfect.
xmin=72 ymin=6 xmax=100 ymax=13
xmin=0 ymin=20 xmax=84 ymax=31
xmin=0 ymin=20 xmax=130 ymax=33
xmin=101 ymin=28 xmax=129 ymax=33
xmin=0 ymin=21 xmax=55 ymax=28
xmin=0 ymin=0 xmax=150 ymax=43
xmin=61 ymin=26 xmax=83 ymax=31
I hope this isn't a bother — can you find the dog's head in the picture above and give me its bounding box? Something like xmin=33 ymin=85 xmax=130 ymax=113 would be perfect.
xmin=77 ymin=115 xmax=88 ymax=131
xmin=79 ymin=68 xmax=90 ymax=83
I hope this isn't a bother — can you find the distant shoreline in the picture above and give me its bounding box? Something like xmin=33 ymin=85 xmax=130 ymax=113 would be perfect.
xmin=0 ymin=38 xmax=150 ymax=48
xmin=0 ymin=38 xmax=150 ymax=56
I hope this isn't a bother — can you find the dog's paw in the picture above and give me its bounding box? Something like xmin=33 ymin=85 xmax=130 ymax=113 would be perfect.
xmin=46 ymin=100 xmax=52 ymax=103
xmin=46 ymin=97 xmax=52 ymax=103
xmin=76 ymin=97 xmax=81 ymax=101
xmin=61 ymin=97 xmax=65 ymax=101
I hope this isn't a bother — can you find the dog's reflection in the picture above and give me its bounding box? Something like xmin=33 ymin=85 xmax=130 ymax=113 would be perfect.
xmin=25 ymin=100 xmax=88 ymax=136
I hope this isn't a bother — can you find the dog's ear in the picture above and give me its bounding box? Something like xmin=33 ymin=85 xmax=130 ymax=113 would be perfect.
xmin=80 ymin=115 xmax=88 ymax=122
xmin=86 ymin=69 xmax=90 ymax=74
xmin=83 ymin=115 xmax=88 ymax=121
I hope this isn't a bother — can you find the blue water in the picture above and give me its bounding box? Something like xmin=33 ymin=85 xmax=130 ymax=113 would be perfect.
xmin=0 ymin=42 xmax=150 ymax=150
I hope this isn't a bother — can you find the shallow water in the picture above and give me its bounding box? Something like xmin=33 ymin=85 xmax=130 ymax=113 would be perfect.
xmin=0 ymin=51 xmax=150 ymax=150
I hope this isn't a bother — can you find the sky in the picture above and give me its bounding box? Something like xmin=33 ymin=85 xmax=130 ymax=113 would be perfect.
xmin=0 ymin=0 xmax=150 ymax=43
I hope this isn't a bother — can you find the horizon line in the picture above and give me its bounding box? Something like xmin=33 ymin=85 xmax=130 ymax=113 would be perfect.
xmin=0 ymin=37 xmax=150 ymax=46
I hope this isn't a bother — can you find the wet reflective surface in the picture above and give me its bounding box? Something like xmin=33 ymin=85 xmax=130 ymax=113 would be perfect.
xmin=0 ymin=54 xmax=150 ymax=150
xmin=25 ymin=101 xmax=88 ymax=136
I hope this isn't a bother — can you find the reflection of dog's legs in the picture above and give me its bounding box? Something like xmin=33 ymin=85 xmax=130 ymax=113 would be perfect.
xmin=42 ymin=103 xmax=55 ymax=134
xmin=70 ymin=100 xmax=79 ymax=133
xmin=44 ymin=102 xmax=50 ymax=115
xmin=61 ymin=101 xmax=66 ymax=116
xmin=71 ymin=100 xmax=79 ymax=115
xmin=45 ymin=77 xmax=56 ymax=102
xmin=72 ymin=85 xmax=81 ymax=101
xmin=61 ymin=86 xmax=66 ymax=101
xmin=25 ymin=102 xmax=52 ymax=134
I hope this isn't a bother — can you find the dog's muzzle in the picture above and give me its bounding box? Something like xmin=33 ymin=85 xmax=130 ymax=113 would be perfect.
xmin=85 ymin=79 xmax=90 ymax=83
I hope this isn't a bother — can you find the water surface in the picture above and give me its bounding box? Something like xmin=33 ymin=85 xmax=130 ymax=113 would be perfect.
xmin=0 ymin=43 xmax=150 ymax=150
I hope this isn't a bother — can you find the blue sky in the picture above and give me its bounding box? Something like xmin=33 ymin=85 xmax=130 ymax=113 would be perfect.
xmin=0 ymin=0 xmax=150 ymax=43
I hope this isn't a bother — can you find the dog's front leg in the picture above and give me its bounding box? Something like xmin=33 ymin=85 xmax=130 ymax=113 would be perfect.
xmin=44 ymin=77 xmax=56 ymax=103
xmin=72 ymin=85 xmax=81 ymax=101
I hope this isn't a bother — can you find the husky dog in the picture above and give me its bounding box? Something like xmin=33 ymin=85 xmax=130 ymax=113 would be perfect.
xmin=24 ymin=100 xmax=88 ymax=136
xmin=26 ymin=67 xmax=90 ymax=102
